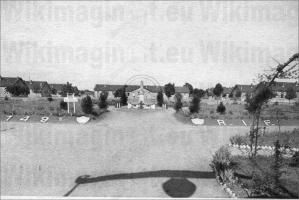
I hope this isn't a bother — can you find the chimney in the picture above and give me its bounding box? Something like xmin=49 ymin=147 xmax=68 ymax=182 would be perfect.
xmin=140 ymin=80 xmax=144 ymax=89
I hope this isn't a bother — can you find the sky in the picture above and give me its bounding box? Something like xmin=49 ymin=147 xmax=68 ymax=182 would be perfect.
xmin=1 ymin=1 xmax=298 ymax=90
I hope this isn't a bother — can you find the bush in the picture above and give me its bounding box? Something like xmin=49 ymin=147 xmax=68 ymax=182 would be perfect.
xmin=216 ymin=102 xmax=226 ymax=114
xmin=174 ymin=93 xmax=183 ymax=112
xmin=229 ymin=135 xmax=247 ymax=145
xmin=157 ymin=90 xmax=164 ymax=107
xmin=189 ymin=96 xmax=200 ymax=113
xmin=210 ymin=146 xmax=233 ymax=174
xmin=81 ymin=95 xmax=93 ymax=114
xmin=60 ymin=100 xmax=67 ymax=110
xmin=98 ymin=91 xmax=108 ymax=109
xmin=47 ymin=97 xmax=53 ymax=102
xmin=4 ymin=96 xmax=9 ymax=101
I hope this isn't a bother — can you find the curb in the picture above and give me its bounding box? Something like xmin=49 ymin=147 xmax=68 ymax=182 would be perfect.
xmin=215 ymin=174 xmax=237 ymax=198
xmin=228 ymin=143 xmax=299 ymax=153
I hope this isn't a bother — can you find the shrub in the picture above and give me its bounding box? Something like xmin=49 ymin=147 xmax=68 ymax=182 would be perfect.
xmin=60 ymin=100 xmax=67 ymax=110
xmin=216 ymin=102 xmax=226 ymax=114
xmin=4 ymin=96 xmax=9 ymax=101
xmin=157 ymin=90 xmax=164 ymax=107
xmin=98 ymin=91 xmax=108 ymax=109
xmin=81 ymin=95 xmax=93 ymax=114
xmin=189 ymin=96 xmax=200 ymax=113
xmin=174 ymin=93 xmax=183 ymax=112
xmin=210 ymin=146 xmax=233 ymax=175
xmin=47 ymin=97 xmax=53 ymax=102
xmin=229 ymin=135 xmax=246 ymax=145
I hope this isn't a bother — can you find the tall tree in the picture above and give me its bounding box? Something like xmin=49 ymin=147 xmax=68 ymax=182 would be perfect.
xmin=174 ymin=93 xmax=183 ymax=112
xmin=213 ymin=83 xmax=223 ymax=98
xmin=193 ymin=88 xmax=205 ymax=98
xmin=61 ymin=82 xmax=74 ymax=97
xmin=81 ymin=95 xmax=93 ymax=114
xmin=285 ymin=86 xmax=297 ymax=103
xmin=157 ymin=89 xmax=164 ymax=107
xmin=189 ymin=96 xmax=200 ymax=113
xmin=184 ymin=83 xmax=193 ymax=95
xmin=164 ymin=83 xmax=175 ymax=99
xmin=98 ymin=91 xmax=108 ymax=109
xmin=120 ymin=85 xmax=128 ymax=106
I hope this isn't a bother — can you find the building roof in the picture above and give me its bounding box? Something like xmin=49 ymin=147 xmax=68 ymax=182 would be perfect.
xmin=236 ymin=84 xmax=255 ymax=93
xmin=25 ymin=81 xmax=50 ymax=92
xmin=49 ymin=83 xmax=64 ymax=92
xmin=271 ymin=81 xmax=299 ymax=92
xmin=94 ymin=84 xmax=188 ymax=93
xmin=0 ymin=76 xmax=20 ymax=87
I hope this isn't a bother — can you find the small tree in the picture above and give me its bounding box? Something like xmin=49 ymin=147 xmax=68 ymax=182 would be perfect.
xmin=61 ymin=82 xmax=74 ymax=97
xmin=184 ymin=82 xmax=193 ymax=95
xmin=164 ymin=83 xmax=175 ymax=99
xmin=193 ymin=88 xmax=205 ymax=98
xmin=285 ymin=86 xmax=297 ymax=103
xmin=120 ymin=86 xmax=128 ymax=106
xmin=98 ymin=91 xmax=108 ymax=109
xmin=189 ymin=96 xmax=200 ymax=113
xmin=213 ymin=83 xmax=223 ymax=98
xmin=157 ymin=90 xmax=164 ymax=107
xmin=217 ymin=102 xmax=226 ymax=114
xmin=60 ymin=100 xmax=67 ymax=110
xmin=81 ymin=95 xmax=93 ymax=114
xmin=174 ymin=93 xmax=183 ymax=112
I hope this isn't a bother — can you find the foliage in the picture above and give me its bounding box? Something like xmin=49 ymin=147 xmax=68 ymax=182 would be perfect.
xmin=164 ymin=83 xmax=175 ymax=98
xmin=4 ymin=96 xmax=9 ymax=101
xmin=174 ymin=93 xmax=183 ymax=112
xmin=189 ymin=96 xmax=200 ymax=113
xmin=216 ymin=102 xmax=226 ymax=114
xmin=213 ymin=83 xmax=223 ymax=97
xmin=193 ymin=88 xmax=205 ymax=98
xmin=157 ymin=90 xmax=164 ymax=107
xmin=61 ymin=82 xmax=74 ymax=97
xmin=229 ymin=135 xmax=246 ymax=145
xmin=47 ymin=97 xmax=53 ymax=102
xmin=73 ymin=87 xmax=79 ymax=96
xmin=210 ymin=146 xmax=234 ymax=175
xmin=285 ymin=86 xmax=297 ymax=102
xmin=289 ymin=151 xmax=299 ymax=167
xmin=184 ymin=83 xmax=193 ymax=95
xmin=81 ymin=95 xmax=93 ymax=114
xmin=120 ymin=86 xmax=128 ymax=106
xmin=114 ymin=88 xmax=122 ymax=98
xmin=51 ymin=87 xmax=57 ymax=95
xmin=98 ymin=91 xmax=108 ymax=109
xmin=245 ymin=84 xmax=273 ymax=114
xmin=60 ymin=100 xmax=67 ymax=110
xmin=6 ymin=84 xmax=30 ymax=97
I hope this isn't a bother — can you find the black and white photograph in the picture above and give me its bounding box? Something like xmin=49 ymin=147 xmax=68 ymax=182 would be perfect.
xmin=0 ymin=0 xmax=299 ymax=199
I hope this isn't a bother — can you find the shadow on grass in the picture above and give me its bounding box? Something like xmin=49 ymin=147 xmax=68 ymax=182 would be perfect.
xmin=64 ymin=170 xmax=215 ymax=197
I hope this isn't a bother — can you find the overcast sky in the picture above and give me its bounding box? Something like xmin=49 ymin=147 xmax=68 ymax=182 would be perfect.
xmin=1 ymin=1 xmax=298 ymax=90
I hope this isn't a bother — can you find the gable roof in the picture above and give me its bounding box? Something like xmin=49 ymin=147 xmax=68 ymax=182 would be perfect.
xmin=0 ymin=77 xmax=20 ymax=87
xmin=175 ymin=86 xmax=189 ymax=93
xmin=25 ymin=81 xmax=50 ymax=92
xmin=49 ymin=83 xmax=64 ymax=92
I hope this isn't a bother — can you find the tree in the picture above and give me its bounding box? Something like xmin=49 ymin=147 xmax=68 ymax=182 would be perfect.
xmin=73 ymin=87 xmax=79 ymax=96
xmin=216 ymin=102 xmax=226 ymax=114
xmin=98 ymin=91 xmax=108 ymax=109
xmin=184 ymin=83 xmax=193 ymax=95
xmin=120 ymin=85 xmax=128 ymax=106
xmin=114 ymin=88 xmax=122 ymax=98
xmin=164 ymin=83 xmax=175 ymax=99
xmin=6 ymin=84 xmax=30 ymax=97
xmin=285 ymin=86 xmax=297 ymax=103
xmin=235 ymin=90 xmax=242 ymax=98
xmin=60 ymin=100 xmax=67 ymax=110
xmin=213 ymin=83 xmax=223 ymax=98
xmin=193 ymin=88 xmax=205 ymax=98
xmin=157 ymin=89 xmax=164 ymax=107
xmin=189 ymin=96 xmax=200 ymax=113
xmin=51 ymin=88 xmax=57 ymax=95
xmin=174 ymin=93 xmax=183 ymax=112
xmin=81 ymin=95 xmax=93 ymax=114
xmin=61 ymin=82 xmax=74 ymax=97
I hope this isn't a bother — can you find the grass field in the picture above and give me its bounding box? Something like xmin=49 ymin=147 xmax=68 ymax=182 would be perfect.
xmin=1 ymin=99 xmax=298 ymax=197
